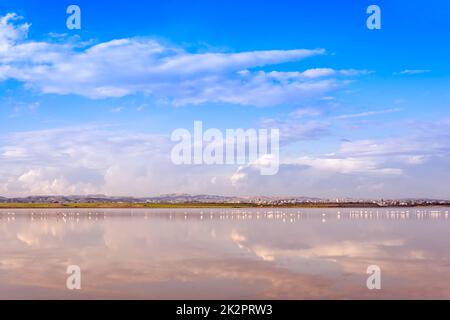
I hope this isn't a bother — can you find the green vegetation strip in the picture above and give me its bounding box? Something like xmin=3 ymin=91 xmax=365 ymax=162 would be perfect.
xmin=0 ymin=202 xmax=349 ymax=209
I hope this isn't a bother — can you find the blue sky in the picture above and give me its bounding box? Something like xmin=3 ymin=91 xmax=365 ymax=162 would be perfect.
xmin=0 ymin=0 xmax=449 ymax=198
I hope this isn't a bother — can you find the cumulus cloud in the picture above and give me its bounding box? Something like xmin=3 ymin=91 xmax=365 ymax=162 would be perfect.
xmin=1 ymin=120 xmax=450 ymax=198
xmin=0 ymin=125 xmax=243 ymax=197
xmin=229 ymin=120 xmax=450 ymax=198
xmin=0 ymin=13 xmax=369 ymax=106
xmin=0 ymin=125 xmax=170 ymax=196
xmin=0 ymin=13 xmax=30 ymax=53
xmin=284 ymin=156 xmax=403 ymax=175
xmin=2 ymin=13 xmax=447 ymax=199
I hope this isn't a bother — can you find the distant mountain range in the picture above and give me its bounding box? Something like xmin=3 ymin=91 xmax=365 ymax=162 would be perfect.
xmin=0 ymin=194 xmax=322 ymax=204
xmin=0 ymin=194 xmax=448 ymax=206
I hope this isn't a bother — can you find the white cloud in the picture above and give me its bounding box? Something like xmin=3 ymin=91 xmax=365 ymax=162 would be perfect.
xmin=1 ymin=120 xmax=450 ymax=198
xmin=0 ymin=13 xmax=30 ymax=53
xmin=228 ymin=120 xmax=450 ymax=198
xmin=268 ymin=68 xmax=372 ymax=80
xmin=0 ymin=13 xmax=369 ymax=106
xmin=0 ymin=125 xmax=239 ymax=197
xmin=136 ymin=104 xmax=146 ymax=112
xmin=335 ymin=108 xmax=402 ymax=120
xmin=261 ymin=118 xmax=330 ymax=144
xmin=285 ymin=156 xmax=403 ymax=175
xmin=301 ymin=68 xmax=336 ymax=78
xmin=289 ymin=107 xmax=322 ymax=118
xmin=396 ymin=69 xmax=431 ymax=75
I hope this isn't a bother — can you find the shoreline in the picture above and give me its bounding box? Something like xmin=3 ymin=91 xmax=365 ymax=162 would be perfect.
xmin=0 ymin=202 xmax=449 ymax=209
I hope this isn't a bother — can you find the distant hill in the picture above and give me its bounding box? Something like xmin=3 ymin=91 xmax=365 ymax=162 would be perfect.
xmin=0 ymin=194 xmax=448 ymax=207
xmin=0 ymin=194 xmax=323 ymax=204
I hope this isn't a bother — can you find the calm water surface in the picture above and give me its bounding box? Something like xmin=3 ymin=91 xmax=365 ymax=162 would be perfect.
xmin=1 ymin=208 xmax=449 ymax=299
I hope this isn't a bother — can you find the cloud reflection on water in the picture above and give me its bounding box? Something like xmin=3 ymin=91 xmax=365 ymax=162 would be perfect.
xmin=1 ymin=208 xmax=449 ymax=299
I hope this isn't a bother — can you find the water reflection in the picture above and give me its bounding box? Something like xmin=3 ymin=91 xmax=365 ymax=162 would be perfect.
xmin=1 ymin=208 xmax=450 ymax=299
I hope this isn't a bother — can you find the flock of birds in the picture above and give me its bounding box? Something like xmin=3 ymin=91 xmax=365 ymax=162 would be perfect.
xmin=0 ymin=208 xmax=449 ymax=223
